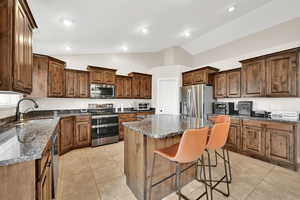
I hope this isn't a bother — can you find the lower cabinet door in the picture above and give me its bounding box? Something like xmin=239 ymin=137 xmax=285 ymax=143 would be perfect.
xmin=38 ymin=161 xmax=52 ymax=200
xmin=74 ymin=121 xmax=91 ymax=147
xmin=59 ymin=117 xmax=74 ymax=155
xmin=242 ymin=126 xmax=266 ymax=157
xmin=266 ymin=128 xmax=294 ymax=164
xmin=226 ymin=124 xmax=241 ymax=152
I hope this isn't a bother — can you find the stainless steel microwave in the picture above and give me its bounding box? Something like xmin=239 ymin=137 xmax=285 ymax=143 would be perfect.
xmin=90 ymin=84 xmax=115 ymax=98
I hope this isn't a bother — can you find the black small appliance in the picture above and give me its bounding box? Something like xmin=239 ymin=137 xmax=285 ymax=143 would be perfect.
xmin=213 ymin=102 xmax=235 ymax=115
xmin=238 ymin=101 xmax=253 ymax=116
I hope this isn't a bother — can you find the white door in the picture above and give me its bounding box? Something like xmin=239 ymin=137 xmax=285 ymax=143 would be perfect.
xmin=157 ymin=79 xmax=179 ymax=114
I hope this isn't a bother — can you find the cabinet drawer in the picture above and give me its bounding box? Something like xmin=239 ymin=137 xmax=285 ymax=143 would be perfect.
xmin=231 ymin=118 xmax=241 ymax=125
xmin=119 ymin=113 xmax=137 ymax=119
xmin=137 ymin=111 xmax=155 ymax=116
xmin=265 ymin=122 xmax=294 ymax=132
xmin=76 ymin=115 xmax=90 ymax=122
xmin=243 ymin=119 xmax=263 ymax=127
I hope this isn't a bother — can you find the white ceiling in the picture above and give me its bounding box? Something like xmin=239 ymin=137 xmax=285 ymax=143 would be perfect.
xmin=29 ymin=0 xmax=273 ymax=55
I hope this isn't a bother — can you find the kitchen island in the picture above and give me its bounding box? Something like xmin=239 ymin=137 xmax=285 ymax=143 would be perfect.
xmin=123 ymin=114 xmax=210 ymax=200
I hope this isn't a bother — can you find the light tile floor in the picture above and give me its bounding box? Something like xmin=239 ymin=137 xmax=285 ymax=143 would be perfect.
xmin=57 ymin=142 xmax=300 ymax=200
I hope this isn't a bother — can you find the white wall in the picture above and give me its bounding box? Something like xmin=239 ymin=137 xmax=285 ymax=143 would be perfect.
xmin=149 ymin=65 xmax=192 ymax=114
xmin=160 ymin=47 xmax=193 ymax=67
xmin=25 ymin=98 xmax=151 ymax=111
xmin=191 ymin=20 xmax=300 ymax=113
xmin=53 ymin=52 xmax=163 ymax=75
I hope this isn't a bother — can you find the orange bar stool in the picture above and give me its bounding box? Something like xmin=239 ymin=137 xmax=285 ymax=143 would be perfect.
xmin=207 ymin=115 xmax=232 ymax=182
xmin=148 ymin=127 xmax=210 ymax=200
xmin=198 ymin=121 xmax=231 ymax=200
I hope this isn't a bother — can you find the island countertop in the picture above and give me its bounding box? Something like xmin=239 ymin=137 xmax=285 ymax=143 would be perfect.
xmin=123 ymin=114 xmax=210 ymax=139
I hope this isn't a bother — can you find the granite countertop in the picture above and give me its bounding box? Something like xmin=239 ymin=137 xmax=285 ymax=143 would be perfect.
xmin=0 ymin=118 xmax=60 ymax=166
xmin=0 ymin=112 xmax=90 ymax=166
xmin=123 ymin=114 xmax=212 ymax=139
xmin=207 ymin=113 xmax=300 ymax=124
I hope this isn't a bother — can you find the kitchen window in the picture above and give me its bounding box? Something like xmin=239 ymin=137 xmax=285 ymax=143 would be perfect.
xmin=0 ymin=94 xmax=21 ymax=107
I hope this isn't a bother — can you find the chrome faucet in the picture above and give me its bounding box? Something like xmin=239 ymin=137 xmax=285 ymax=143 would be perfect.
xmin=16 ymin=98 xmax=39 ymax=121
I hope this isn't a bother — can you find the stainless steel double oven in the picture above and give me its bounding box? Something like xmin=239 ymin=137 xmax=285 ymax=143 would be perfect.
xmin=91 ymin=113 xmax=119 ymax=146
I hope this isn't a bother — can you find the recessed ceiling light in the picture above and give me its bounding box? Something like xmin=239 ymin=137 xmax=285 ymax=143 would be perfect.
xmin=228 ymin=6 xmax=235 ymax=12
xmin=183 ymin=31 xmax=191 ymax=38
xmin=65 ymin=46 xmax=71 ymax=51
xmin=121 ymin=45 xmax=128 ymax=52
xmin=63 ymin=19 xmax=73 ymax=27
xmin=141 ymin=27 xmax=149 ymax=34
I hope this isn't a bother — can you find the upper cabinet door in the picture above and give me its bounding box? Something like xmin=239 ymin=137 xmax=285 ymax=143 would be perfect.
xmin=145 ymin=77 xmax=152 ymax=99
xmin=241 ymin=60 xmax=266 ymax=97
xmin=227 ymin=69 xmax=241 ymax=98
xmin=90 ymin=71 xmax=104 ymax=84
xmin=78 ymin=72 xmax=89 ymax=98
xmin=13 ymin=1 xmax=32 ymax=93
xmin=65 ymin=70 xmax=77 ymax=97
xmin=115 ymin=76 xmax=124 ymax=98
xmin=103 ymin=70 xmax=116 ymax=84
xmin=193 ymin=70 xmax=205 ymax=84
xmin=182 ymin=72 xmax=193 ymax=86
xmin=124 ymin=78 xmax=132 ymax=98
xmin=266 ymin=52 xmax=298 ymax=97
xmin=214 ymin=73 xmax=227 ymax=98
xmin=48 ymin=60 xmax=65 ymax=97
xmin=131 ymin=76 xmax=141 ymax=98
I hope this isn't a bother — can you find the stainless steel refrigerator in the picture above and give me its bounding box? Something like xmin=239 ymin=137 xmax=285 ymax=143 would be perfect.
xmin=180 ymin=84 xmax=215 ymax=120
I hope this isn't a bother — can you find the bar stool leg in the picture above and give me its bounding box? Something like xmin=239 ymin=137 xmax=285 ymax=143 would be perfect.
xmin=226 ymin=149 xmax=232 ymax=183
xmin=148 ymin=153 xmax=157 ymax=200
xmin=206 ymin=151 xmax=214 ymax=200
xmin=200 ymin=155 xmax=209 ymax=200
xmin=175 ymin=162 xmax=182 ymax=200
xmin=222 ymin=149 xmax=230 ymax=196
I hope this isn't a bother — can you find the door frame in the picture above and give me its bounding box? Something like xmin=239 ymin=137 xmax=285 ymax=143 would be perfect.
xmin=156 ymin=78 xmax=180 ymax=115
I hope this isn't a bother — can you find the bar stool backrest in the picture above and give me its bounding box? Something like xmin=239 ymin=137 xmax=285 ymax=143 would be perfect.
xmin=206 ymin=121 xmax=231 ymax=150
xmin=173 ymin=127 xmax=209 ymax=163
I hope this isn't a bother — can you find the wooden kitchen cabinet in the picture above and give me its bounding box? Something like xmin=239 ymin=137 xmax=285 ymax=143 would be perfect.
xmin=214 ymin=72 xmax=227 ymax=98
xmin=116 ymin=75 xmax=132 ymax=98
xmin=128 ymin=72 xmax=152 ymax=99
xmin=225 ymin=118 xmax=241 ymax=152
xmin=59 ymin=115 xmax=91 ymax=155
xmin=182 ymin=67 xmax=219 ymax=86
xmin=265 ymin=122 xmax=296 ymax=167
xmin=48 ymin=59 xmax=65 ymax=97
xmin=77 ymin=71 xmax=89 ymax=98
xmin=242 ymin=120 xmax=266 ymax=158
xmin=65 ymin=69 xmax=89 ymax=98
xmin=59 ymin=117 xmax=74 ymax=155
xmin=31 ymin=54 xmax=66 ymax=97
xmin=65 ymin=70 xmax=77 ymax=97
xmin=87 ymin=65 xmax=117 ymax=84
xmin=38 ymin=162 xmax=52 ymax=200
xmin=266 ymin=52 xmax=299 ymax=97
xmin=241 ymin=59 xmax=266 ymax=97
xmin=74 ymin=116 xmax=91 ymax=148
xmin=0 ymin=0 xmax=37 ymax=93
xmin=182 ymin=72 xmax=194 ymax=86
xmin=226 ymin=69 xmax=241 ymax=97
xmin=119 ymin=113 xmax=137 ymax=140
xmin=213 ymin=68 xmax=241 ymax=98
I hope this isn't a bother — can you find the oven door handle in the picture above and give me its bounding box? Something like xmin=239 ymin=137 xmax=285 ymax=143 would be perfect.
xmin=92 ymin=123 xmax=119 ymax=128
xmin=92 ymin=115 xmax=118 ymax=119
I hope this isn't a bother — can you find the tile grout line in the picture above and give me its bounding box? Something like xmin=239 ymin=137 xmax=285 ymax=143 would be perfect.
xmin=86 ymin=148 xmax=107 ymax=200
xmin=242 ymin=165 xmax=275 ymax=200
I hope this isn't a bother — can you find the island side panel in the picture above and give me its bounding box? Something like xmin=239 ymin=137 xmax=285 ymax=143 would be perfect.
xmin=145 ymin=136 xmax=196 ymax=200
xmin=0 ymin=160 xmax=36 ymax=200
xmin=124 ymin=127 xmax=146 ymax=200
